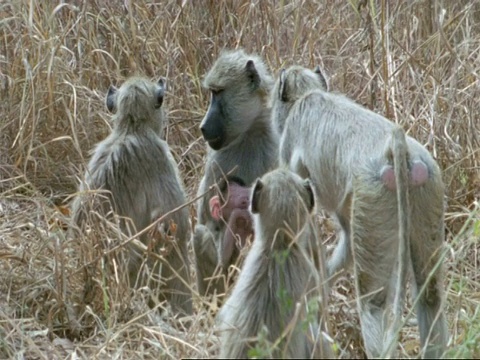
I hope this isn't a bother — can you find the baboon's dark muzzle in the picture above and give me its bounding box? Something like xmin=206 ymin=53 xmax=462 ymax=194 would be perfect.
xmin=200 ymin=98 xmax=225 ymax=150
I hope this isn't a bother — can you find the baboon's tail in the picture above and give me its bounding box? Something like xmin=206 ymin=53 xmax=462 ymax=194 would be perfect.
xmin=391 ymin=126 xmax=411 ymax=333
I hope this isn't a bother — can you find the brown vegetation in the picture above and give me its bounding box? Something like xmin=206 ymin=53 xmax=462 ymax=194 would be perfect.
xmin=0 ymin=0 xmax=479 ymax=358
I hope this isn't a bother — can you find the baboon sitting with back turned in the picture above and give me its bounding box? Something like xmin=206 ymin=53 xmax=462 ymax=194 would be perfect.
xmin=217 ymin=168 xmax=332 ymax=359
xmin=194 ymin=49 xmax=278 ymax=299
xmin=271 ymin=65 xmax=448 ymax=358
xmin=71 ymin=76 xmax=192 ymax=316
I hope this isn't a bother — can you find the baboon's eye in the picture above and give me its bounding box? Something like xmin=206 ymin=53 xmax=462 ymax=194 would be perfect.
xmin=211 ymin=89 xmax=224 ymax=97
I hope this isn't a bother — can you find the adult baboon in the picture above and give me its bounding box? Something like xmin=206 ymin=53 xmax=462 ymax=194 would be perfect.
xmin=271 ymin=65 xmax=447 ymax=358
xmin=71 ymin=76 xmax=192 ymax=316
xmin=193 ymin=49 xmax=278 ymax=298
xmin=217 ymin=168 xmax=332 ymax=359
xmin=208 ymin=175 xmax=254 ymax=268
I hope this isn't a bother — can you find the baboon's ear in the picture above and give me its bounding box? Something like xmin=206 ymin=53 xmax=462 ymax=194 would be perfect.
xmin=157 ymin=77 xmax=167 ymax=90
xmin=314 ymin=66 xmax=329 ymax=92
xmin=155 ymin=77 xmax=166 ymax=109
xmin=251 ymin=178 xmax=263 ymax=214
xmin=304 ymin=179 xmax=315 ymax=212
xmin=246 ymin=60 xmax=261 ymax=90
xmin=106 ymin=85 xmax=118 ymax=113
xmin=279 ymin=69 xmax=288 ymax=102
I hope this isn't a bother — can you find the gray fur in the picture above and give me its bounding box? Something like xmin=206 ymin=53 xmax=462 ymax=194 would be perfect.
xmin=217 ymin=168 xmax=332 ymax=358
xmin=194 ymin=49 xmax=279 ymax=297
xmin=272 ymin=65 xmax=447 ymax=358
xmin=272 ymin=66 xmax=329 ymax=136
xmin=71 ymin=76 xmax=192 ymax=315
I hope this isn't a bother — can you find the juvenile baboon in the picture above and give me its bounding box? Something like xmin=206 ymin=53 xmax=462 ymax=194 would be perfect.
xmin=71 ymin=76 xmax=192 ymax=315
xmin=217 ymin=168 xmax=332 ymax=359
xmin=271 ymin=66 xmax=447 ymax=358
xmin=193 ymin=49 xmax=278 ymax=298
xmin=209 ymin=176 xmax=254 ymax=268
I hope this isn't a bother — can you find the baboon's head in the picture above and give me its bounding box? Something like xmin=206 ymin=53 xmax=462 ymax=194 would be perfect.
xmin=251 ymin=168 xmax=315 ymax=243
xmin=271 ymin=65 xmax=328 ymax=135
xmin=106 ymin=77 xmax=167 ymax=135
xmin=200 ymin=49 xmax=273 ymax=150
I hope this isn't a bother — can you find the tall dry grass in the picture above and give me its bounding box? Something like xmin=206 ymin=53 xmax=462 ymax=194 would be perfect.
xmin=0 ymin=0 xmax=479 ymax=358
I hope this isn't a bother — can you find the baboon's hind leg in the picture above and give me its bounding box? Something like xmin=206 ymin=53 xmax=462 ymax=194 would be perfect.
xmin=193 ymin=224 xmax=226 ymax=298
xmin=351 ymin=180 xmax=402 ymax=358
xmin=327 ymin=213 xmax=352 ymax=283
xmin=162 ymin=241 xmax=193 ymax=315
xmin=409 ymin=185 xmax=448 ymax=359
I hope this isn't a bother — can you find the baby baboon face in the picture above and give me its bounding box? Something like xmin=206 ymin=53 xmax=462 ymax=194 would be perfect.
xmin=251 ymin=168 xmax=315 ymax=238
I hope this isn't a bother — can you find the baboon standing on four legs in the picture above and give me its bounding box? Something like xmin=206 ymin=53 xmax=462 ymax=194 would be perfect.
xmin=193 ymin=49 xmax=278 ymax=298
xmin=271 ymin=65 xmax=448 ymax=358
xmin=71 ymin=77 xmax=192 ymax=316
xmin=218 ymin=168 xmax=332 ymax=358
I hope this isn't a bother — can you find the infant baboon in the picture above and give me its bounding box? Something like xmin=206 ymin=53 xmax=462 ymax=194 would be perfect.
xmin=217 ymin=168 xmax=332 ymax=359
xmin=71 ymin=76 xmax=192 ymax=315
xmin=209 ymin=175 xmax=254 ymax=268
xmin=193 ymin=49 xmax=278 ymax=298
xmin=271 ymin=66 xmax=447 ymax=358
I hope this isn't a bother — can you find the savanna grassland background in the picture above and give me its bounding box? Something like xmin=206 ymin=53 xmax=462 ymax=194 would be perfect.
xmin=0 ymin=0 xmax=479 ymax=358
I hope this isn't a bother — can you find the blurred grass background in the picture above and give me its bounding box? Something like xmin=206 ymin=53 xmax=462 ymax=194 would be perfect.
xmin=0 ymin=0 xmax=479 ymax=358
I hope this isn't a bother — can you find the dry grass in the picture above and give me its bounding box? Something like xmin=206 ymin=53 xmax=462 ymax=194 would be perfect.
xmin=0 ymin=0 xmax=479 ymax=358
